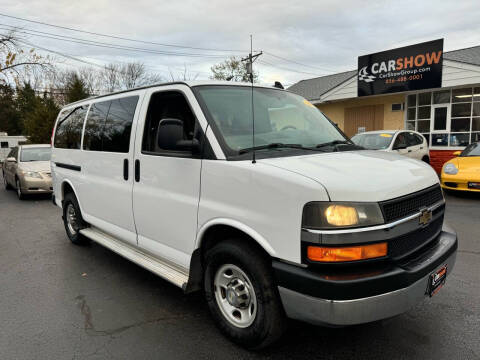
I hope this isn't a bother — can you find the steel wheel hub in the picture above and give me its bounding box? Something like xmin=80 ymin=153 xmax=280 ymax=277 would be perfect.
xmin=66 ymin=204 xmax=78 ymax=235
xmin=214 ymin=264 xmax=257 ymax=328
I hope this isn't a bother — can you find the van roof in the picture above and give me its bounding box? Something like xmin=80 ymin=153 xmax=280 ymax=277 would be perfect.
xmin=65 ymin=80 xmax=281 ymax=107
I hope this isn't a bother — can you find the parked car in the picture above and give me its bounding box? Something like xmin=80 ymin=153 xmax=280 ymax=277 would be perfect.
xmin=351 ymin=130 xmax=430 ymax=162
xmin=51 ymin=81 xmax=457 ymax=349
xmin=441 ymin=141 xmax=480 ymax=192
xmin=2 ymin=144 xmax=53 ymax=199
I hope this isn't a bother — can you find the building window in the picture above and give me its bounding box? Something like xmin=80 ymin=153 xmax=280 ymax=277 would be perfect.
xmin=406 ymin=86 xmax=480 ymax=148
xmin=1 ymin=141 xmax=8 ymax=148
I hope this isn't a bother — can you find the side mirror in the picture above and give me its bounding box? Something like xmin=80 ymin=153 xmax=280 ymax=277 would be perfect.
xmin=6 ymin=157 xmax=16 ymax=163
xmin=156 ymin=118 xmax=199 ymax=153
xmin=453 ymin=151 xmax=461 ymax=156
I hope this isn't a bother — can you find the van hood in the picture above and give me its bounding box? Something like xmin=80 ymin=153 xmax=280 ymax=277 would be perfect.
xmin=18 ymin=161 xmax=51 ymax=173
xmin=259 ymin=150 xmax=438 ymax=202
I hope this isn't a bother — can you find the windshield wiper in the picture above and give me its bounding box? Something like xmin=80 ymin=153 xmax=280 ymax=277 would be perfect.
xmin=239 ymin=143 xmax=313 ymax=154
xmin=315 ymin=140 xmax=354 ymax=149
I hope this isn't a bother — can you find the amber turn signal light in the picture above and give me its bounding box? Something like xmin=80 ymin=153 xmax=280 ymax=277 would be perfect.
xmin=307 ymin=242 xmax=388 ymax=262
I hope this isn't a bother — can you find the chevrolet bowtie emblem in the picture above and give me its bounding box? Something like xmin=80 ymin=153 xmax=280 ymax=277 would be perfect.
xmin=419 ymin=208 xmax=433 ymax=226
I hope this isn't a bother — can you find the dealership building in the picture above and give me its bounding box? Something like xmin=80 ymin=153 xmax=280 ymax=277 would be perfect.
xmin=288 ymin=41 xmax=480 ymax=173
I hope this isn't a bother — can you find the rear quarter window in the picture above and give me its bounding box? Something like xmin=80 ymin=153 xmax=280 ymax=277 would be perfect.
xmin=54 ymin=106 xmax=89 ymax=149
xmin=83 ymin=96 xmax=139 ymax=153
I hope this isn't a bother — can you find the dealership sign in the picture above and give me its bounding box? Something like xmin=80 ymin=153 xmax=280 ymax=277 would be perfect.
xmin=357 ymin=39 xmax=443 ymax=97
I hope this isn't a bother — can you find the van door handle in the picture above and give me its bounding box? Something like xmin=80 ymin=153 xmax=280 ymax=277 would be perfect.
xmin=408 ymin=150 xmax=412 ymax=153
xmin=135 ymin=160 xmax=140 ymax=182
xmin=123 ymin=159 xmax=128 ymax=180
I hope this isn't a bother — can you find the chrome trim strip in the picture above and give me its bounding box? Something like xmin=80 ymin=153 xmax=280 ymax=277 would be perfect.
xmin=302 ymin=200 xmax=445 ymax=235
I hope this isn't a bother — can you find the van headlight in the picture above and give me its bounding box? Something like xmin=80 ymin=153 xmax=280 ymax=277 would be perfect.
xmin=302 ymin=202 xmax=384 ymax=229
xmin=24 ymin=171 xmax=42 ymax=179
xmin=443 ymin=163 xmax=458 ymax=175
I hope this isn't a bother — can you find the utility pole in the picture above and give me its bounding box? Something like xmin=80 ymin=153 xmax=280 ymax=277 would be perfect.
xmin=242 ymin=35 xmax=262 ymax=83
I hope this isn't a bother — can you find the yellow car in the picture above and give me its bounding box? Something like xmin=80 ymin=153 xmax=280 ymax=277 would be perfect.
xmin=441 ymin=142 xmax=480 ymax=192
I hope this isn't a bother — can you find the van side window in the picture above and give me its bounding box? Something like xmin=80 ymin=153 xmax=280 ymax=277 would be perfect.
xmin=83 ymin=96 xmax=139 ymax=153
xmin=142 ymin=91 xmax=197 ymax=155
xmin=84 ymin=101 xmax=110 ymax=151
xmin=54 ymin=106 xmax=88 ymax=149
xmin=103 ymin=97 xmax=139 ymax=153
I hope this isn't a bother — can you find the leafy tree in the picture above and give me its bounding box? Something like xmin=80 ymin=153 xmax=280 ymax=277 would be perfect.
xmin=65 ymin=72 xmax=89 ymax=103
xmin=210 ymin=56 xmax=258 ymax=82
xmin=23 ymin=95 xmax=59 ymax=144
xmin=0 ymin=84 xmax=21 ymax=135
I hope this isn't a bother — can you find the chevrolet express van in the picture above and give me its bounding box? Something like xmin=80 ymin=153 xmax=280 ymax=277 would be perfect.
xmin=51 ymin=81 xmax=457 ymax=349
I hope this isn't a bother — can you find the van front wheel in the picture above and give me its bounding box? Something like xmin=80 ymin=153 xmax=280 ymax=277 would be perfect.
xmin=204 ymin=240 xmax=286 ymax=349
xmin=63 ymin=193 xmax=88 ymax=245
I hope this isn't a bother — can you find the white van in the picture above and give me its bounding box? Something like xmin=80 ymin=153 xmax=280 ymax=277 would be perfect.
xmin=51 ymin=81 xmax=457 ymax=349
xmin=0 ymin=134 xmax=28 ymax=163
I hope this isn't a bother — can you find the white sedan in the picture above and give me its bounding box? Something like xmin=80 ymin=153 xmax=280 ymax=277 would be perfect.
xmin=351 ymin=130 xmax=430 ymax=163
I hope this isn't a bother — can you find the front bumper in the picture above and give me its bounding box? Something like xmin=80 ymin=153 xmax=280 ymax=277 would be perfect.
xmin=274 ymin=225 xmax=457 ymax=326
xmin=20 ymin=176 xmax=53 ymax=194
xmin=441 ymin=173 xmax=480 ymax=192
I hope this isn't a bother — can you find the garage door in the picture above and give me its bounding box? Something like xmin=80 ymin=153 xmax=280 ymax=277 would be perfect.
xmin=344 ymin=105 xmax=384 ymax=137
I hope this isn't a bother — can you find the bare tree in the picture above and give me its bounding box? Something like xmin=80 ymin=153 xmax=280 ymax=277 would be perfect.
xmin=0 ymin=29 xmax=52 ymax=84
xmin=117 ymin=62 xmax=162 ymax=89
xmin=169 ymin=64 xmax=199 ymax=81
xmin=101 ymin=63 xmax=120 ymax=93
xmin=78 ymin=67 xmax=101 ymax=95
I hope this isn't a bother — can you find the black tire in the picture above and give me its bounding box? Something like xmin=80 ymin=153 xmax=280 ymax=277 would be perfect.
xmin=15 ymin=178 xmax=24 ymax=200
xmin=62 ymin=193 xmax=89 ymax=245
xmin=204 ymin=239 xmax=286 ymax=350
xmin=3 ymin=173 xmax=11 ymax=190
xmin=422 ymin=156 xmax=430 ymax=164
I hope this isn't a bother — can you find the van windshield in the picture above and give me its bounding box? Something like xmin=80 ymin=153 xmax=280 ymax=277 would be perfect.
xmin=20 ymin=147 xmax=51 ymax=162
xmin=194 ymin=86 xmax=347 ymax=157
xmin=351 ymin=133 xmax=394 ymax=150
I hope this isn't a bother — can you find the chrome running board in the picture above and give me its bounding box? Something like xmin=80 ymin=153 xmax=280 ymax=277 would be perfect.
xmin=80 ymin=227 xmax=189 ymax=289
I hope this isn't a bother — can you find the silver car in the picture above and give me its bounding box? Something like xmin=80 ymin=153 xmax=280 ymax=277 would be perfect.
xmin=2 ymin=144 xmax=52 ymax=199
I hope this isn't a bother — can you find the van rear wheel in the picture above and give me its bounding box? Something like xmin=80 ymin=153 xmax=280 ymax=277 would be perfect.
xmin=63 ymin=193 xmax=88 ymax=245
xmin=204 ymin=240 xmax=286 ymax=349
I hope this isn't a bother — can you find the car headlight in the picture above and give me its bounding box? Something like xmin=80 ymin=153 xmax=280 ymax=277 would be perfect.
xmin=443 ymin=163 xmax=458 ymax=175
xmin=302 ymin=202 xmax=384 ymax=229
xmin=24 ymin=171 xmax=42 ymax=179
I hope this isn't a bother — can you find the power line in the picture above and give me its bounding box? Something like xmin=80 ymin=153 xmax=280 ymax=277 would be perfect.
xmin=257 ymin=59 xmax=325 ymax=77
xmin=263 ymin=51 xmax=336 ymax=73
xmin=0 ymin=12 xmax=246 ymax=53
xmin=0 ymin=25 xmax=237 ymax=58
xmin=17 ymin=39 xmax=211 ymax=80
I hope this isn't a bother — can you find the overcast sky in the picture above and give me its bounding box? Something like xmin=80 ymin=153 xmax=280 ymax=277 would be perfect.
xmin=1 ymin=0 xmax=480 ymax=87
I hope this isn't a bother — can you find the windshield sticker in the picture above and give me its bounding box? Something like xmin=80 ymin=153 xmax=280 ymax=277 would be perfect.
xmin=380 ymin=134 xmax=393 ymax=137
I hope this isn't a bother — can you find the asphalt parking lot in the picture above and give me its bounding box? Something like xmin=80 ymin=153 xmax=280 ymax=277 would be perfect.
xmin=0 ymin=188 xmax=479 ymax=360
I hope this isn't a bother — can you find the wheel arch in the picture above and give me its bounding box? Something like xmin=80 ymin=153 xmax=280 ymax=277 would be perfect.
xmin=185 ymin=219 xmax=276 ymax=293
xmin=60 ymin=180 xmax=84 ymax=213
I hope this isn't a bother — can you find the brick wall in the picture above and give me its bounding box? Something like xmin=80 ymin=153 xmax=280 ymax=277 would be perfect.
xmin=430 ymin=150 xmax=458 ymax=174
